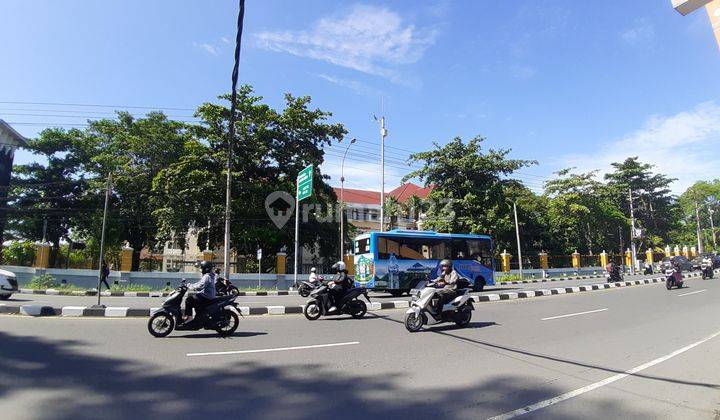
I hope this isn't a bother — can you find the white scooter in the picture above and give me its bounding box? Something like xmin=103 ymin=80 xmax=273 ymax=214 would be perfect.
xmin=404 ymin=278 xmax=474 ymax=332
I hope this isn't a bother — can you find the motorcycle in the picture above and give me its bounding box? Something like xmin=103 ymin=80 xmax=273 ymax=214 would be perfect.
xmin=298 ymin=275 xmax=325 ymax=298
xmin=664 ymin=266 xmax=684 ymax=290
xmin=643 ymin=262 xmax=653 ymax=275
xmin=701 ymin=259 xmax=714 ymax=280
xmin=147 ymin=281 xmax=240 ymax=338
xmin=404 ymin=278 xmax=474 ymax=333
xmin=303 ymin=282 xmax=370 ymax=320
xmin=605 ymin=263 xmax=623 ymax=283
xmin=215 ymin=275 xmax=240 ymax=296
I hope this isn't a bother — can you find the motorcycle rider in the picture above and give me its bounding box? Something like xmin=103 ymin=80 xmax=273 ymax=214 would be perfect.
xmin=309 ymin=267 xmax=319 ymax=284
xmin=433 ymin=259 xmax=459 ymax=313
xmin=182 ymin=261 xmax=216 ymax=324
xmin=328 ymin=261 xmax=352 ymax=313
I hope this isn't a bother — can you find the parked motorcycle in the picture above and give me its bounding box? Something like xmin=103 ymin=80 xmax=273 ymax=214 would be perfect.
xmin=643 ymin=262 xmax=653 ymax=275
xmin=664 ymin=266 xmax=684 ymax=290
xmin=147 ymin=281 xmax=240 ymax=338
xmin=215 ymin=274 xmax=240 ymax=296
xmin=299 ymin=275 xmax=324 ymax=297
xmin=701 ymin=258 xmax=714 ymax=280
xmin=303 ymin=282 xmax=370 ymax=320
xmin=404 ymin=278 xmax=474 ymax=332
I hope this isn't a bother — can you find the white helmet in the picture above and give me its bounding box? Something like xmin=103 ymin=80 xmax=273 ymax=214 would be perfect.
xmin=332 ymin=261 xmax=346 ymax=272
xmin=310 ymin=267 xmax=316 ymax=273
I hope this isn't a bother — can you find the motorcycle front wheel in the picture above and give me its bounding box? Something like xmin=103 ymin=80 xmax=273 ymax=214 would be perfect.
xmin=215 ymin=309 xmax=239 ymax=337
xmin=228 ymin=286 xmax=240 ymax=296
xmin=349 ymin=300 xmax=367 ymax=319
xmin=404 ymin=312 xmax=424 ymax=332
xmin=148 ymin=312 xmax=175 ymax=338
xmin=299 ymin=285 xmax=310 ymax=298
xmin=666 ymin=279 xmax=673 ymax=290
xmin=304 ymin=301 xmax=322 ymax=320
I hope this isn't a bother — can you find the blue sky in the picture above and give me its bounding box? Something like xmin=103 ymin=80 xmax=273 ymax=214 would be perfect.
xmin=2 ymin=0 xmax=719 ymax=193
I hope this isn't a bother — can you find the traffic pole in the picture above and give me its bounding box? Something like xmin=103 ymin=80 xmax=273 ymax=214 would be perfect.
xmin=293 ymin=191 xmax=299 ymax=288
xmin=95 ymin=173 xmax=111 ymax=308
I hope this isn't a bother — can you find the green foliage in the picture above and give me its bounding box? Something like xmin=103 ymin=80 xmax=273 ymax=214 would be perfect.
xmin=29 ymin=274 xmax=59 ymax=289
xmin=2 ymin=241 xmax=36 ymax=266
xmin=110 ymin=283 xmax=153 ymax=292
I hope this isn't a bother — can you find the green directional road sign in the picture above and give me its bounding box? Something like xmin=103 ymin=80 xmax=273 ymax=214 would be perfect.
xmin=297 ymin=164 xmax=313 ymax=202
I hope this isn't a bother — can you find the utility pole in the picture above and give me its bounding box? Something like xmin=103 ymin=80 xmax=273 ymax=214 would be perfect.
xmin=377 ymin=115 xmax=387 ymax=232
xmin=95 ymin=173 xmax=112 ymax=308
xmin=709 ymin=208 xmax=717 ymax=250
xmin=223 ymin=0 xmax=246 ymax=279
xmin=628 ymin=188 xmax=637 ymax=274
xmin=41 ymin=217 xmax=47 ymax=243
xmin=695 ymin=202 xmax=704 ymax=254
xmin=339 ymin=138 xmax=356 ymax=260
xmin=618 ymin=226 xmax=624 ymax=272
xmin=512 ymin=202 xmax=523 ymax=279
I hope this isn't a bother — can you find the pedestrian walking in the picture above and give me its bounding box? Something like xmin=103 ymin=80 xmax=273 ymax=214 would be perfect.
xmin=100 ymin=262 xmax=111 ymax=291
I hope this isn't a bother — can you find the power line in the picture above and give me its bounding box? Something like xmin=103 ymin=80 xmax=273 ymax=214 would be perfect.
xmin=0 ymin=100 xmax=195 ymax=111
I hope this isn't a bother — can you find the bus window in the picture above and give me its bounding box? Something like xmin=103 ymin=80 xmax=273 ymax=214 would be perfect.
xmin=377 ymin=237 xmax=401 ymax=259
xmin=355 ymin=238 xmax=370 ymax=254
xmin=467 ymin=239 xmax=493 ymax=268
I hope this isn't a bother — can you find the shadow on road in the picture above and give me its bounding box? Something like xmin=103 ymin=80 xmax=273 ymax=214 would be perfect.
xmin=165 ymin=331 xmax=268 ymax=339
xmin=0 ymin=331 xmax=656 ymax=419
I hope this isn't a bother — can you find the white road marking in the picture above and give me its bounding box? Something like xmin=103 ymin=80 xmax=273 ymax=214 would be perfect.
xmin=677 ymin=289 xmax=707 ymax=297
xmin=186 ymin=341 xmax=359 ymax=357
xmin=541 ymin=308 xmax=608 ymax=321
xmin=488 ymin=330 xmax=720 ymax=420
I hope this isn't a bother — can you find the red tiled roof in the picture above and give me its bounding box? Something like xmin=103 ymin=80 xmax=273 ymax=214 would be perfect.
xmin=333 ymin=183 xmax=433 ymax=205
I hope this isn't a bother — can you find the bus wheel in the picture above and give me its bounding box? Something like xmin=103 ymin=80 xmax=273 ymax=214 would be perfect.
xmin=474 ymin=277 xmax=486 ymax=292
xmin=390 ymin=290 xmax=404 ymax=298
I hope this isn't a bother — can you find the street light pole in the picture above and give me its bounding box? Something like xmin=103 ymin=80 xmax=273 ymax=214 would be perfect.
xmin=512 ymin=201 xmax=523 ymax=279
xmin=709 ymin=208 xmax=717 ymax=250
xmin=379 ymin=116 xmax=387 ymax=232
xmin=695 ymin=202 xmax=704 ymax=254
xmin=628 ymin=188 xmax=638 ymax=274
xmin=339 ymin=138 xmax=356 ymax=261
xmin=95 ymin=173 xmax=112 ymax=307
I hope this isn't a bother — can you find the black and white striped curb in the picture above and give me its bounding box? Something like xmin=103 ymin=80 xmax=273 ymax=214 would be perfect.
xmin=16 ymin=289 xmax=300 ymax=297
xmin=4 ymin=270 xmax=712 ymax=318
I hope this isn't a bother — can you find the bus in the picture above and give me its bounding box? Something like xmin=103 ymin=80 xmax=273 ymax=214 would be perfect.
xmin=352 ymin=230 xmax=495 ymax=296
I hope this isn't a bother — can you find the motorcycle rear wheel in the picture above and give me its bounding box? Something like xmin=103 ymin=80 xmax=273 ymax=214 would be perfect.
xmin=148 ymin=312 xmax=175 ymax=338
xmin=304 ymin=301 xmax=322 ymax=320
xmin=404 ymin=312 xmax=424 ymax=332
xmin=455 ymin=306 xmax=472 ymax=327
xmin=349 ymin=300 xmax=367 ymax=319
xmin=228 ymin=286 xmax=240 ymax=296
xmin=215 ymin=309 xmax=239 ymax=337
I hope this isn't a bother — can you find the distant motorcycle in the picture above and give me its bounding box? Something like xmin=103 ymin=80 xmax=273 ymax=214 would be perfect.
xmin=701 ymin=258 xmax=714 ymax=280
xmin=299 ymin=275 xmax=324 ymax=298
xmin=404 ymin=278 xmax=474 ymax=332
xmin=643 ymin=262 xmax=653 ymax=275
xmin=664 ymin=266 xmax=684 ymax=290
xmin=215 ymin=275 xmax=240 ymax=297
xmin=147 ymin=281 xmax=240 ymax=338
xmin=605 ymin=263 xmax=623 ymax=283
xmin=303 ymin=282 xmax=370 ymax=320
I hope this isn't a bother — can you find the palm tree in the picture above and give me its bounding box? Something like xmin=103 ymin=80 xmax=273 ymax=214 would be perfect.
xmin=405 ymin=195 xmax=424 ymax=230
xmin=384 ymin=197 xmax=403 ymax=230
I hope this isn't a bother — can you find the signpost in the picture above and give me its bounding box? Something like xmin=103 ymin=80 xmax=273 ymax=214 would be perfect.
xmin=294 ymin=165 xmax=313 ymax=287
xmin=257 ymin=248 xmax=262 ymax=288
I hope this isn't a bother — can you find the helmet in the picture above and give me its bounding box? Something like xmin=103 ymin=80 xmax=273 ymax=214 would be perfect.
xmin=310 ymin=267 xmax=317 ymax=273
xmin=199 ymin=260 xmax=214 ymax=274
xmin=332 ymin=261 xmax=346 ymax=272
xmin=440 ymin=259 xmax=453 ymax=269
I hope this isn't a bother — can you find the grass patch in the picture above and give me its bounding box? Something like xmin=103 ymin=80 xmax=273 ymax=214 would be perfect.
xmin=237 ymin=286 xmax=277 ymax=292
xmin=497 ymin=274 xmax=523 ymax=283
xmin=109 ymin=283 xmax=154 ymax=292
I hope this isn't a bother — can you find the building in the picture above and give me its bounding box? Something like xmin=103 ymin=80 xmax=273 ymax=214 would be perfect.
xmin=333 ymin=182 xmax=434 ymax=234
xmin=0 ymin=120 xmax=28 ymax=247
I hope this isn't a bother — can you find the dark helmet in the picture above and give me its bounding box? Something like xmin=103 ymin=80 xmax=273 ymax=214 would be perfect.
xmin=199 ymin=260 xmax=214 ymax=274
xmin=440 ymin=259 xmax=453 ymax=270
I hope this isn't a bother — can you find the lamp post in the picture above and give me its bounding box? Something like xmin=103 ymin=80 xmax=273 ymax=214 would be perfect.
xmin=709 ymin=208 xmax=717 ymax=250
xmin=340 ymin=138 xmax=356 ymax=261
xmin=512 ymin=201 xmax=523 ymax=279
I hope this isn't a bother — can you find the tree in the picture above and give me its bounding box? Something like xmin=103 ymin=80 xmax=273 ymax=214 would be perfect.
xmin=8 ymin=128 xmax=90 ymax=266
xmin=383 ymin=196 xmax=403 ymax=230
xmin=404 ymin=194 xmax=424 ymax=230
xmin=673 ymin=180 xmax=720 ymax=250
xmin=403 ymin=136 xmax=536 ymax=252
xmin=544 ymin=169 xmax=627 ymax=254
xmin=605 ymin=157 xmax=678 ymax=245
xmin=152 ymin=86 xmax=346 ymax=267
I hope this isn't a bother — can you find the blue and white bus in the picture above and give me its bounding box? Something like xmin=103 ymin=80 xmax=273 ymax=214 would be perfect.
xmin=353 ymin=230 xmax=495 ymax=296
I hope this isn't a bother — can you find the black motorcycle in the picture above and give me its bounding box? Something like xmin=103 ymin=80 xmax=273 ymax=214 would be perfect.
xmin=298 ymin=275 xmax=324 ymax=297
xmin=605 ymin=263 xmax=623 ymax=283
xmin=701 ymin=259 xmax=714 ymax=280
xmin=147 ymin=281 xmax=240 ymax=338
xmin=303 ymin=283 xmax=370 ymax=320
xmin=215 ymin=275 xmax=240 ymax=296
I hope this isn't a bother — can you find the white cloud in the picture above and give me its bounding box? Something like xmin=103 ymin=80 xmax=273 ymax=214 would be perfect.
xmin=221 ymin=37 xmax=230 ymax=44
xmin=621 ymin=19 xmax=655 ymax=45
xmin=316 ymin=73 xmax=382 ymax=97
xmin=193 ymin=41 xmax=220 ymax=56
xmin=254 ymin=4 xmax=437 ymax=84
xmin=559 ymin=102 xmax=720 ymax=194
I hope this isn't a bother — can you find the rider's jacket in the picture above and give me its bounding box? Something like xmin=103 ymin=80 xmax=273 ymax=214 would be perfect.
xmin=437 ymin=269 xmax=460 ymax=290
xmin=190 ymin=273 xmax=216 ymax=299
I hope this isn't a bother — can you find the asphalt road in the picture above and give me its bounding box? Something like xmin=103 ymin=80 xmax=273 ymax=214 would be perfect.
xmin=1 ymin=275 xmax=719 ymax=419
xmin=7 ymin=273 xmax=666 ymax=310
